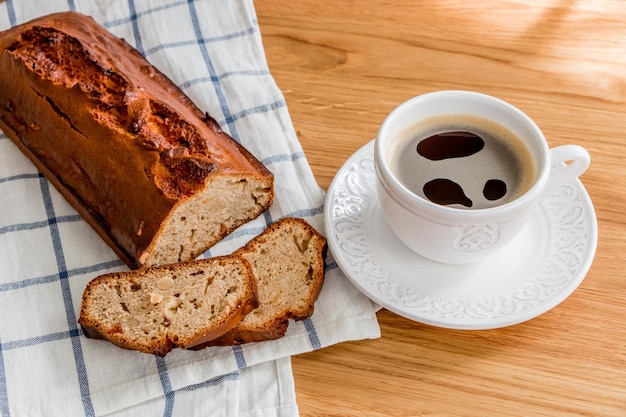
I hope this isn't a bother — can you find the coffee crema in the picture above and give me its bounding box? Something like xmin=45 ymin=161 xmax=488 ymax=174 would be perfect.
xmin=388 ymin=115 xmax=537 ymax=209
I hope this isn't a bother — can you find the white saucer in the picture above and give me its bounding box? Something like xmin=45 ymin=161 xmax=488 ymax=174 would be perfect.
xmin=325 ymin=140 xmax=598 ymax=330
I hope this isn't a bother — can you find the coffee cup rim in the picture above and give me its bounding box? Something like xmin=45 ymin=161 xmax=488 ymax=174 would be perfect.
xmin=374 ymin=90 xmax=551 ymax=219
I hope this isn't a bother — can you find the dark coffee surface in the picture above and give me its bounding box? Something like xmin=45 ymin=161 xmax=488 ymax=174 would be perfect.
xmin=417 ymin=131 xmax=484 ymax=161
xmin=388 ymin=115 xmax=536 ymax=209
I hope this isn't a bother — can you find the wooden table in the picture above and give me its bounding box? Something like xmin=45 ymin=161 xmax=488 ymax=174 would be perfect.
xmin=255 ymin=1 xmax=626 ymax=415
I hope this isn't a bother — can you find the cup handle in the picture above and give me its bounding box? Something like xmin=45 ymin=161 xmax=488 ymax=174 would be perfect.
xmin=546 ymin=145 xmax=590 ymax=192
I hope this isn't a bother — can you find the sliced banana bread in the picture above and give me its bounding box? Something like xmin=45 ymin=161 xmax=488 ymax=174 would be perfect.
xmin=204 ymin=217 xmax=327 ymax=346
xmin=78 ymin=256 xmax=258 ymax=356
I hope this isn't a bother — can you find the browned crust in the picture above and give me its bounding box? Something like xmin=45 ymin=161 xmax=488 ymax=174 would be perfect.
xmin=0 ymin=12 xmax=273 ymax=269
xmin=193 ymin=318 xmax=288 ymax=348
xmin=0 ymin=117 xmax=138 ymax=266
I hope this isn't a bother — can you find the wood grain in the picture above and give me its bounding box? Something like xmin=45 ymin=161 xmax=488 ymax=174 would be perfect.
xmin=255 ymin=0 xmax=626 ymax=415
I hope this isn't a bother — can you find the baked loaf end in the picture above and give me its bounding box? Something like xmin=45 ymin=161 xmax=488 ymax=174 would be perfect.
xmin=78 ymin=256 xmax=259 ymax=356
xmin=0 ymin=12 xmax=274 ymax=268
xmin=204 ymin=217 xmax=327 ymax=346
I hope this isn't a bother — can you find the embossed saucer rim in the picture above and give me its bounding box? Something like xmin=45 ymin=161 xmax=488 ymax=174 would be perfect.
xmin=324 ymin=140 xmax=598 ymax=330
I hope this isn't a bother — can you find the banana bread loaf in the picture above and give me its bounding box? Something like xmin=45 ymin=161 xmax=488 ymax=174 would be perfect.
xmin=0 ymin=12 xmax=274 ymax=268
xmin=78 ymin=255 xmax=259 ymax=356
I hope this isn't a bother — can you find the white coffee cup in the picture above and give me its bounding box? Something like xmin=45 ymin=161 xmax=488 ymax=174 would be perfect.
xmin=375 ymin=90 xmax=590 ymax=264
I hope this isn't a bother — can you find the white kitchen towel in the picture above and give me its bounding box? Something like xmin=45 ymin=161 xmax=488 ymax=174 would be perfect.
xmin=96 ymin=358 xmax=298 ymax=417
xmin=0 ymin=0 xmax=381 ymax=416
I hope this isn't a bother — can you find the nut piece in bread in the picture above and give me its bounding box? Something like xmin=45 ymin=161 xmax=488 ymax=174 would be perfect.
xmin=78 ymin=256 xmax=258 ymax=357
xmin=0 ymin=12 xmax=274 ymax=269
xmin=204 ymin=217 xmax=327 ymax=346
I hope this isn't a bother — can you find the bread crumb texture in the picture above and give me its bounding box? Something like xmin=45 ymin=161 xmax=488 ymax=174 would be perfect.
xmin=207 ymin=217 xmax=327 ymax=346
xmin=242 ymin=220 xmax=322 ymax=322
xmin=78 ymin=256 xmax=257 ymax=356
xmin=147 ymin=176 xmax=273 ymax=267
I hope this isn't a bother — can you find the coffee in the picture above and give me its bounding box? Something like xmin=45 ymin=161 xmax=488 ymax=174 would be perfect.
xmin=388 ymin=114 xmax=536 ymax=209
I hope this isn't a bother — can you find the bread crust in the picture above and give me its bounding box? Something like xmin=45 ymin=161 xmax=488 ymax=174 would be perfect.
xmin=0 ymin=12 xmax=273 ymax=268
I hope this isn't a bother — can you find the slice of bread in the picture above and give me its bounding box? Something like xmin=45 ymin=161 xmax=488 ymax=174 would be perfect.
xmin=203 ymin=217 xmax=327 ymax=346
xmin=78 ymin=256 xmax=258 ymax=356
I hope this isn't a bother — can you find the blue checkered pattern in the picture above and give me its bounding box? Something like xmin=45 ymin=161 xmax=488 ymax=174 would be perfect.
xmin=0 ymin=1 xmax=380 ymax=415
